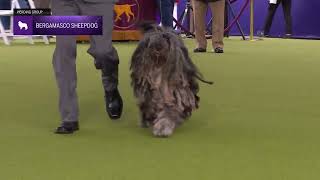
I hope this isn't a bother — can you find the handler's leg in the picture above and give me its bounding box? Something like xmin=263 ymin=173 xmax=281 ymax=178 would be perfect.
xmin=263 ymin=2 xmax=280 ymax=36
xmin=51 ymin=0 xmax=81 ymax=134
xmin=157 ymin=0 xmax=175 ymax=28
xmin=209 ymin=0 xmax=225 ymax=53
xmin=80 ymin=1 xmax=123 ymax=119
xmin=282 ymin=0 xmax=292 ymax=36
xmin=193 ymin=0 xmax=208 ymax=52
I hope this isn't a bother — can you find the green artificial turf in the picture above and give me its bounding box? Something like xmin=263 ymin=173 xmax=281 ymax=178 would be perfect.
xmin=0 ymin=38 xmax=320 ymax=180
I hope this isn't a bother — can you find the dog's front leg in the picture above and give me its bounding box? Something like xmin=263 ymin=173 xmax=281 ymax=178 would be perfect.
xmin=153 ymin=117 xmax=176 ymax=137
xmin=140 ymin=114 xmax=152 ymax=128
xmin=152 ymin=109 xmax=179 ymax=137
xmin=139 ymin=105 xmax=153 ymax=128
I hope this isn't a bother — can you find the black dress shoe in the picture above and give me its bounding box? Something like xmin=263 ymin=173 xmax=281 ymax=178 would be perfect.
xmin=214 ymin=47 xmax=224 ymax=53
xmin=193 ymin=47 xmax=207 ymax=53
xmin=105 ymin=89 xmax=123 ymax=119
xmin=55 ymin=122 xmax=79 ymax=134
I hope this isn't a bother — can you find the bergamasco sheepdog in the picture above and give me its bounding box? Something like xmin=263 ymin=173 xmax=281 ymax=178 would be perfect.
xmin=130 ymin=22 xmax=213 ymax=137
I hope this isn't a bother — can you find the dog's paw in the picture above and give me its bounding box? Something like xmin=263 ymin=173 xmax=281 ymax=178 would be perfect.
xmin=152 ymin=118 xmax=175 ymax=137
xmin=140 ymin=120 xmax=151 ymax=128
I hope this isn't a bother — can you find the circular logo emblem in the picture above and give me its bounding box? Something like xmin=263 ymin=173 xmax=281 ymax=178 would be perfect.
xmin=114 ymin=0 xmax=140 ymax=30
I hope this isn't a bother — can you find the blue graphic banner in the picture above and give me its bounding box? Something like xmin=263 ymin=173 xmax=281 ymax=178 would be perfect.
xmin=13 ymin=16 xmax=103 ymax=35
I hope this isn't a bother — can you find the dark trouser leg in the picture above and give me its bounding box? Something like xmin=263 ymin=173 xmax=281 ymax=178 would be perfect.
xmin=51 ymin=0 xmax=80 ymax=123
xmin=80 ymin=2 xmax=119 ymax=92
xmin=263 ymin=3 xmax=279 ymax=35
xmin=53 ymin=36 xmax=78 ymax=123
xmin=282 ymin=0 xmax=292 ymax=34
xmin=80 ymin=1 xmax=122 ymax=119
xmin=157 ymin=0 xmax=175 ymax=28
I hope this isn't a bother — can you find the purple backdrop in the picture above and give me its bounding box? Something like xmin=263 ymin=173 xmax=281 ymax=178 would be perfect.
xmin=177 ymin=0 xmax=320 ymax=39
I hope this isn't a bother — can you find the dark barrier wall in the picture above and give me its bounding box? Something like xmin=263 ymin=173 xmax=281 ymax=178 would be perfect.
xmin=178 ymin=0 xmax=320 ymax=39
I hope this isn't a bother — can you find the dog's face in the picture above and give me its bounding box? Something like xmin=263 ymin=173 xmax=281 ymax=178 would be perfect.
xmin=147 ymin=35 xmax=170 ymax=64
xmin=137 ymin=22 xmax=172 ymax=65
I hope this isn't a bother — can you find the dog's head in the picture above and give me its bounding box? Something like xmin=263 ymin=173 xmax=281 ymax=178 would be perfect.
xmin=133 ymin=21 xmax=214 ymax=85
xmin=136 ymin=22 xmax=172 ymax=64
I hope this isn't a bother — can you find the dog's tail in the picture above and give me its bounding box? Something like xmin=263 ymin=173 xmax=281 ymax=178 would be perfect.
xmin=195 ymin=75 xmax=214 ymax=85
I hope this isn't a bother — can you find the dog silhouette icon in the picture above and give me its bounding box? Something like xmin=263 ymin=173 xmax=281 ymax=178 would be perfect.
xmin=18 ymin=21 xmax=28 ymax=30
